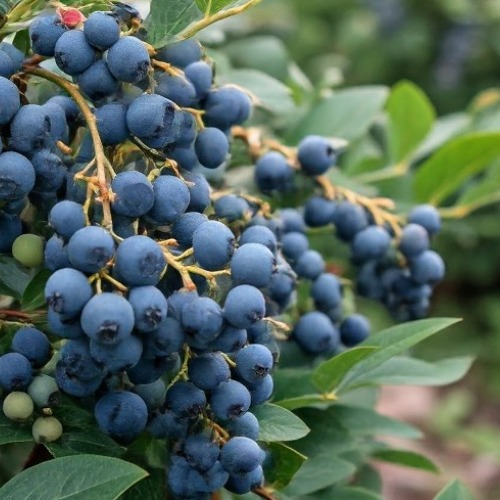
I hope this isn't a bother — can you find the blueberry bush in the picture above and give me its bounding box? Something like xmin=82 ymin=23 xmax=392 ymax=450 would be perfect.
xmin=0 ymin=0 xmax=491 ymax=498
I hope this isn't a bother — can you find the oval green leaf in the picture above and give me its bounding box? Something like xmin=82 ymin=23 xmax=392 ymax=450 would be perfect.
xmin=0 ymin=454 xmax=148 ymax=500
xmin=253 ymin=403 xmax=310 ymax=442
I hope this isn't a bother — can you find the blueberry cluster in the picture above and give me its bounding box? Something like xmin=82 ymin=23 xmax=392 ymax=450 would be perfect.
xmin=0 ymin=5 xmax=447 ymax=498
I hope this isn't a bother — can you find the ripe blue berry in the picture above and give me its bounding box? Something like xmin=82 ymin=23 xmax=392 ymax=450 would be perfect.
xmin=235 ymin=345 xmax=274 ymax=384
xmin=12 ymin=327 xmax=51 ymax=368
xmin=0 ymin=353 xmax=33 ymax=391
xmin=230 ymin=243 xmax=276 ymax=288
xmin=107 ymin=36 xmax=150 ymax=83
xmin=0 ymin=77 xmax=20 ymax=125
xmin=188 ymin=352 xmax=230 ymax=391
xmin=0 ymin=151 xmax=35 ymax=201
xmin=223 ymin=285 xmax=266 ymax=329
xmin=54 ymin=30 xmax=97 ymax=76
xmin=111 ymin=171 xmax=154 ymax=217
xmin=220 ymin=437 xmax=263 ymax=473
xmin=298 ymin=135 xmax=336 ymax=176
xmin=340 ymin=314 xmax=371 ymax=347
xmin=293 ymin=311 xmax=339 ymax=354
xmin=84 ymin=11 xmax=121 ymax=50
xmin=210 ymin=379 xmax=251 ymax=420
xmin=193 ymin=221 xmax=235 ymax=271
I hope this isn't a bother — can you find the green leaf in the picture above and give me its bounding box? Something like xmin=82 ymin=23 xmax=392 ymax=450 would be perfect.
xmin=264 ymin=442 xmax=307 ymax=491
xmin=330 ymin=405 xmax=423 ymax=439
xmin=338 ymin=318 xmax=461 ymax=393
xmin=0 ymin=411 xmax=33 ymax=446
xmin=45 ymin=428 xmax=125 ymax=458
xmin=219 ymin=69 xmax=295 ymax=116
xmin=284 ymin=454 xmax=356 ymax=496
xmin=272 ymin=368 xmax=317 ymax=401
xmin=0 ymin=256 xmax=33 ymax=298
xmin=194 ymin=0 xmax=235 ymax=15
xmin=144 ymin=0 xmax=202 ymax=48
xmin=434 ymin=479 xmax=475 ymax=500
xmin=21 ymin=268 xmax=51 ymax=311
xmin=371 ymin=449 xmax=440 ymax=473
xmin=413 ymin=133 xmax=500 ymax=205
xmin=253 ymin=403 xmax=310 ymax=442
xmin=0 ymin=454 xmax=148 ymax=499
xmin=311 ymin=347 xmax=378 ymax=394
xmin=354 ymin=356 xmax=474 ymax=387
xmin=386 ymin=80 xmax=435 ymax=163
xmin=301 ymin=485 xmax=382 ymax=500
xmin=120 ymin=469 xmax=166 ymax=500
xmin=291 ymin=86 xmax=389 ymax=142
xmin=274 ymin=394 xmax=330 ymax=411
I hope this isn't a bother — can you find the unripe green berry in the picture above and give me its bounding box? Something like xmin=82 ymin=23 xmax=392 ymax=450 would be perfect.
xmin=32 ymin=416 xmax=63 ymax=443
xmin=3 ymin=391 xmax=34 ymax=421
xmin=28 ymin=374 xmax=60 ymax=408
xmin=12 ymin=234 xmax=44 ymax=267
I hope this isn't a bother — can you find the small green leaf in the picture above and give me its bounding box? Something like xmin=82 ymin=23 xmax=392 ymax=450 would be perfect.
xmin=21 ymin=268 xmax=51 ymax=311
xmin=371 ymin=449 xmax=440 ymax=473
xmin=0 ymin=256 xmax=34 ymax=298
xmin=144 ymin=0 xmax=201 ymax=47
xmin=355 ymin=356 xmax=474 ymax=387
xmin=331 ymin=405 xmax=423 ymax=439
xmin=253 ymin=403 xmax=310 ymax=442
xmin=434 ymin=479 xmax=475 ymax=500
xmin=273 ymin=394 xmax=329 ymax=411
xmin=311 ymin=346 xmax=378 ymax=394
xmin=338 ymin=318 xmax=461 ymax=393
xmin=0 ymin=411 xmax=33 ymax=446
xmin=291 ymin=86 xmax=389 ymax=142
xmin=0 ymin=454 xmax=148 ymax=499
xmin=218 ymin=69 xmax=295 ymax=116
xmin=264 ymin=442 xmax=307 ymax=491
xmin=386 ymin=80 xmax=435 ymax=163
xmin=414 ymin=132 xmax=500 ymax=204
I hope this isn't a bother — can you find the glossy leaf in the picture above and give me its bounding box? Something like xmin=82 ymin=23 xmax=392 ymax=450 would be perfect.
xmin=21 ymin=268 xmax=51 ymax=311
xmin=264 ymin=442 xmax=307 ymax=491
xmin=414 ymin=133 xmax=500 ymax=204
xmin=291 ymin=86 xmax=389 ymax=142
xmin=387 ymin=80 xmax=435 ymax=163
xmin=311 ymin=346 xmax=378 ymax=394
xmin=338 ymin=318 xmax=461 ymax=393
xmin=371 ymin=449 xmax=440 ymax=473
xmin=0 ymin=411 xmax=33 ymax=446
xmin=253 ymin=403 xmax=310 ymax=442
xmin=0 ymin=454 xmax=148 ymax=499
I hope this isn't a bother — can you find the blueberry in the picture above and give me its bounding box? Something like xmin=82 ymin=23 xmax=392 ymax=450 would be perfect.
xmin=195 ymin=127 xmax=229 ymax=169
xmin=31 ymin=149 xmax=66 ymax=192
xmin=231 ymin=243 xmax=276 ymax=288
xmin=409 ymin=250 xmax=445 ymax=284
xmin=333 ymin=201 xmax=369 ymax=242
xmin=111 ymin=171 xmax=154 ymax=217
xmin=208 ymin=324 xmax=247 ymax=353
xmin=128 ymin=285 xmax=168 ymax=333
xmin=280 ymin=208 xmax=306 ymax=234
xmin=225 ymin=411 xmax=260 ymax=440
xmin=127 ymin=354 xmax=178 ymax=384
xmin=184 ymin=171 xmax=211 ymax=213
xmin=0 ymin=42 xmax=24 ymax=71
xmin=67 ymin=226 xmax=115 ymax=274
xmin=281 ymin=232 xmax=309 ymax=261
xmin=399 ymin=223 xmax=430 ymax=258
xmin=147 ymin=175 xmax=190 ymax=225
xmin=45 ymin=268 xmax=93 ymax=318
xmin=171 ymin=212 xmax=208 ymax=248
xmin=209 ymin=379 xmax=251 ymax=420
xmin=155 ymin=73 xmax=197 ymax=107
xmin=351 ymin=226 xmax=391 ymax=263
xmin=224 ymin=285 xmax=265 ymax=329
xmin=81 ymin=292 xmax=135 ymax=345
xmin=84 ymin=11 xmax=121 ymax=50
xmin=294 ymin=250 xmax=325 ymax=280
xmin=9 ymin=104 xmax=55 ymax=154
xmin=77 ymin=60 xmax=120 ymax=102
xmin=182 ymin=297 xmax=224 ymax=346
xmin=226 ymin=465 xmax=264 ymax=494
xmin=214 ymin=194 xmax=250 ymax=222
xmin=12 ymin=327 xmax=51 ymax=368
xmin=203 ymin=86 xmax=252 ymax=130
xmin=184 ymin=61 xmax=213 ymax=99
xmin=254 ymin=151 xmax=294 ymax=192
xmin=107 ymin=36 xmax=150 ymax=83
xmin=247 ymin=373 xmax=274 ymax=406
xmin=49 ymin=201 xmax=86 ymax=241
xmin=57 ymin=339 xmax=104 ymax=381
xmin=311 ymin=273 xmax=343 ymax=312
xmin=0 ymin=77 xmax=20 ymax=125
xmin=95 ymin=103 xmax=129 ymax=145
xmin=0 ymin=353 xmax=33 ymax=391
xmin=193 ymin=221 xmax=235 ymax=271
xmin=0 ymin=151 xmax=36 ymax=201
xmin=28 ymin=374 xmax=60 ymax=408
xmin=239 ymin=225 xmax=277 ymax=253
xmin=293 ymin=311 xmax=339 ymax=354
xmin=54 ymin=30 xmax=97 ymax=76
xmin=188 ymin=352 xmax=230 ymax=391
xmin=408 ymin=204 xmax=441 ymax=236
xmin=304 ymin=196 xmax=336 ymax=227
xmin=89 ymin=335 xmax=143 ymax=372
xmin=235 ymin=345 xmax=274 ymax=384
xmin=154 ymin=39 xmax=202 ymax=68
xmin=147 ymin=408 xmax=187 ymax=439
xmin=183 ymin=433 xmax=220 ymax=472
xmin=114 ymin=235 xmax=166 ymax=286
xmin=132 ymin=379 xmax=166 ymax=411
xmin=220 ymin=437 xmax=263 ymax=474
xmin=298 ymin=135 xmax=336 ymax=176
xmin=29 ymin=14 xmax=67 ymax=57
xmin=340 ymin=314 xmax=371 ymax=347
xmin=94 ymin=391 xmax=148 ymax=442
xmin=165 ymin=381 xmax=206 ymax=420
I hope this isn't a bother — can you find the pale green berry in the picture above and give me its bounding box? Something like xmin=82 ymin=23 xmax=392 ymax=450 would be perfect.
xmin=28 ymin=374 xmax=60 ymax=408
xmin=3 ymin=391 xmax=34 ymax=421
xmin=32 ymin=416 xmax=63 ymax=443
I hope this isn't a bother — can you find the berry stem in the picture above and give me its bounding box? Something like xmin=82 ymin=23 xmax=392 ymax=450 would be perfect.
xmin=24 ymin=67 xmax=113 ymax=229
